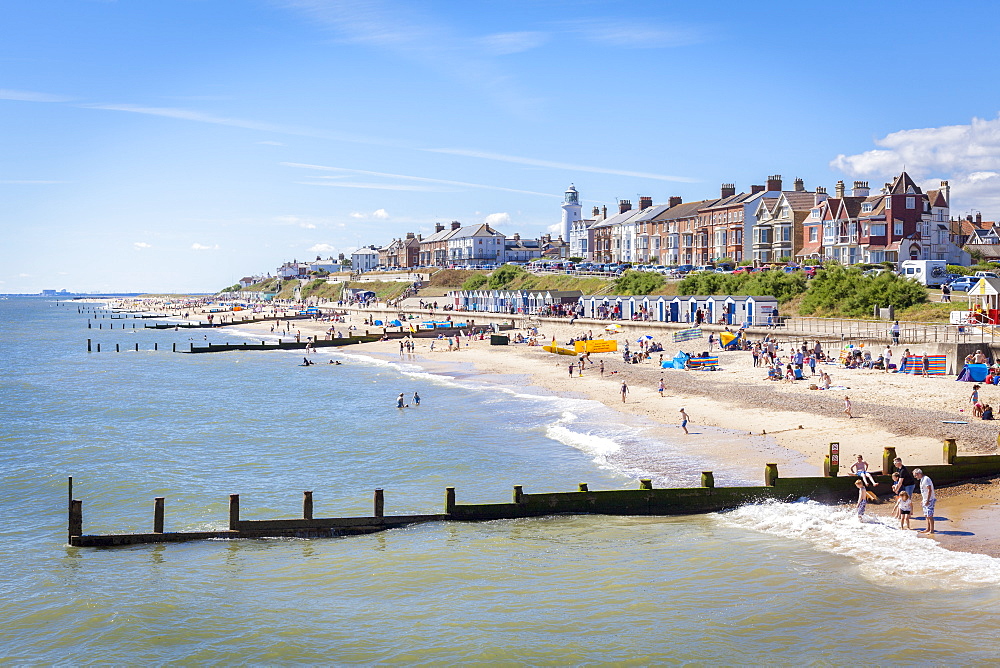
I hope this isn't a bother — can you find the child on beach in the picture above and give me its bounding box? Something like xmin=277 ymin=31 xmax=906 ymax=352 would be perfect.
xmin=843 ymin=396 xmax=852 ymax=418
xmin=855 ymin=480 xmax=868 ymax=519
xmin=679 ymin=407 xmax=690 ymax=434
xmin=896 ymin=491 xmax=912 ymax=529
xmin=850 ymin=454 xmax=877 ymax=487
xmin=658 ymin=378 xmax=665 ymax=397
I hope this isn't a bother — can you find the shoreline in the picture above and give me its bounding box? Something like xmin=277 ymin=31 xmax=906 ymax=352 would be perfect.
xmin=120 ymin=299 xmax=1000 ymax=556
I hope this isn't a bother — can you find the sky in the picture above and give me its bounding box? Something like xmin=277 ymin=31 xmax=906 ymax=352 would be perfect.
xmin=4 ymin=0 xmax=1000 ymax=293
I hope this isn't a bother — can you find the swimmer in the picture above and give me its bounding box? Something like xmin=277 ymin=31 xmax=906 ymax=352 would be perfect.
xmin=397 ymin=393 xmax=406 ymax=408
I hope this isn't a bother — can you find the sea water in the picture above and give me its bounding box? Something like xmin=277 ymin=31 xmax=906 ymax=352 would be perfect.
xmin=3 ymin=297 xmax=1000 ymax=664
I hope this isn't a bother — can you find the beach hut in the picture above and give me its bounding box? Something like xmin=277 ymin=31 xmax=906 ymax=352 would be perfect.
xmin=722 ymin=296 xmax=745 ymax=326
xmin=968 ymin=278 xmax=1000 ymax=324
xmin=668 ymin=296 xmax=683 ymax=323
xmin=683 ymin=296 xmax=704 ymax=323
xmin=745 ymin=295 xmax=779 ymax=327
xmin=704 ymin=296 xmax=723 ymax=324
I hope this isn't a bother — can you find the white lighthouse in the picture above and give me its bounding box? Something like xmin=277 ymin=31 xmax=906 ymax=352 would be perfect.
xmin=560 ymin=184 xmax=582 ymax=242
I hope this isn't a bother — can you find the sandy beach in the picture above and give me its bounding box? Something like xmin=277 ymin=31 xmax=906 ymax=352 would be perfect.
xmin=115 ymin=298 xmax=1000 ymax=555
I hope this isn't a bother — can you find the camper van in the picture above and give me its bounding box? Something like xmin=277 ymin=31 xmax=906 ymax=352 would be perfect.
xmin=899 ymin=259 xmax=948 ymax=287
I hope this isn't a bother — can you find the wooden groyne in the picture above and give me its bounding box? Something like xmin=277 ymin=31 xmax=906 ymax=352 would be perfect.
xmin=66 ymin=440 xmax=1000 ymax=548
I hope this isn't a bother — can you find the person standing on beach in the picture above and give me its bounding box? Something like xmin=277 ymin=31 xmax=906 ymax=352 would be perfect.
xmin=843 ymin=396 xmax=853 ymax=418
xmin=620 ymin=381 xmax=628 ymax=403
xmin=891 ymin=320 xmax=901 ymax=345
xmin=893 ymin=458 xmax=917 ymax=497
xmin=658 ymin=378 xmax=665 ymax=397
xmin=914 ymin=469 xmax=936 ymax=534
xmin=679 ymin=407 xmax=689 ymax=434
xmin=600 ymin=360 xmax=605 ymax=376
xmin=855 ymin=480 xmax=868 ymax=519
xmin=883 ymin=345 xmax=892 ymax=372
xmin=568 ymin=362 xmax=575 ymax=377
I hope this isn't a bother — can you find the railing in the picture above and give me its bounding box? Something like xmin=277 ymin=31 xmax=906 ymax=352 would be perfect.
xmin=778 ymin=316 xmax=995 ymax=344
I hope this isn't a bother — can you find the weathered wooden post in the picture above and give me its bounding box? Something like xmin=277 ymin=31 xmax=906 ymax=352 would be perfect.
xmin=764 ymin=463 xmax=779 ymax=487
xmin=153 ymin=497 xmax=165 ymax=533
xmin=944 ymin=438 xmax=958 ymax=464
xmin=639 ymin=479 xmax=653 ymax=490
xmin=578 ymin=483 xmax=589 ymax=492
xmin=68 ymin=499 xmax=82 ymax=544
xmin=190 ymin=343 xmax=194 ymax=352
xmin=229 ymin=494 xmax=240 ymax=531
xmin=154 ymin=342 xmax=158 ymax=351
xmin=823 ymin=442 xmax=840 ymax=477
xmin=115 ymin=343 xmax=119 ymax=352
xmin=87 ymin=339 xmax=92 ymax=353
xmin=445 ymin=487 xmax=456 ymax=514
xmin=701 ymin=471 xmax=715 ymax=488
xmin=96 ymin=343 xmax=101 ymax=352
xmin=303 ymin=491 xmax=313 ymax=519
xmin=374 ymin=489 xmax=384 ymax=517
xmin=134 ymin=343 xmax=139 ymax=352
xmin=172 ymin=342 xmax=176 ymax=352
xmin=513 ymin=485 xmax=523 ymax=503
xmin=883 ymin=446 xmax=897 ymax=476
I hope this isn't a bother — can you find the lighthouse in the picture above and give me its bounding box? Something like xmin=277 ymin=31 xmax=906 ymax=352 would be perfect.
xmin=560 ymin=184 xmax=582 ymax=242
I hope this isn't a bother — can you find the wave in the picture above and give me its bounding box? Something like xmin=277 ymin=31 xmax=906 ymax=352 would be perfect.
xmin=716 ymin=499 xmax=1000 ymax=588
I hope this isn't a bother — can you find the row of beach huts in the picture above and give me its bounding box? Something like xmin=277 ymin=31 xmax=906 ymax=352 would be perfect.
xmin=445 ymin=289 xmax=779 ymax=326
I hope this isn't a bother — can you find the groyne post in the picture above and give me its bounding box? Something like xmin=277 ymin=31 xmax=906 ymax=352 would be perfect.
xmin=944 ymin=438 xmax=958 ymax=464
xmin=513 ymin=485 xmax=523 ymax=503
xmin=134 ymin=343 xmax=138 ymax=352
xmin=229 ymin=494 xmax=240 ymax=530
xmin=445 ymin=487 xmax=456 ymax=514
xmin=764 ymin=463 xmax=779 ymax=487
xmin=701 ymin=471 xmax=715 ymax=488
xmin=68 ymin=499 xmax=82 ymax=544
xmin=578 ymin=483 xmax=589 ymax=492
xmin=96 ymin=343 xmax=101 ymax=352
xmin=374 ymin=489 xmax=384 ymax=518
xmin=115 ymin=344 xmax=119 ymax=352
xmin=153 ymin=497 xmax=164 ymax=533
xmin=87 ymin=339 xmax=91 ymax=353
xmin=639 ymin=479 xmax=653 ymax=490
xmin=883 ymin=446 xmax=897 ymax=475
xmin=303 ymin=491 xmax=313 ymax=520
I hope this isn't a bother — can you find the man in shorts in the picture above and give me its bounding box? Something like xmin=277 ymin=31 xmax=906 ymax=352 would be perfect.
xmin=894 ymin=458 xmax=916 ymax=497
xmin=914 ymin=468 xmax=936 ymax=534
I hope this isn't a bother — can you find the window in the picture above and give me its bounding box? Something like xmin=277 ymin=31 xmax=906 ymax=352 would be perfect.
xmin=872 ymin=224 xmax=887 ymax=236
xmin=809 ymin=227 xmax=818 ymax=242
xmin=894 ymin=222 xmax=903 ymax=236
xmin=885 ymin=197 xmax=891 ymax=209
xmin=906 ymin=197 xmax=915 ymax=209
xmin=862 ymin=203 xmax=873 ymax=212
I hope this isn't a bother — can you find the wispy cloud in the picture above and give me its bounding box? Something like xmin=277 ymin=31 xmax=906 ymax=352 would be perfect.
xmin=564 ymin=19 xmax=705 ymax=49
xmin=0 ymin=179 xmax=68 ymax=184
xmin=0 ymin=88 xmax=74 ymax=103
xmin=308 ymin=243 xmax=337 ymax=252
xmin=424 ymin=148 xmax=698 ymax=183
xmin=134 ymin=242 xmax=152 ymax=249
xmin=257 ymin=140 xmax=287 ymax=146
xmin=477 ymin=31 xmax=548 ymax=56
xmin=191 ymin=243 xmax=219 ymax=250
xmin=283 ymin=162 xmax=563 ymax=197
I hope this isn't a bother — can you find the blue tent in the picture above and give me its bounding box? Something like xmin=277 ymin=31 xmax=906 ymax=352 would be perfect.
xmin=957 ymin=364 xmax=989 ymax=382
xmin=663 ymin=351 xmax=690 ymax=370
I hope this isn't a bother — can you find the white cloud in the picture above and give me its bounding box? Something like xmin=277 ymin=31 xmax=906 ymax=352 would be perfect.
xmin=308 ymin=243 xmax=337 ymax=252
xmin=423 ymin=148 xmax=698 ymax=183
xmin=297 ymin=180 xmax=451 ymax=192
xmin=273 ymin=215 xmax=317 ymax=229
xmin=546 ymin=223 xmax=562 ymax=237
xmin=18 ymin=273 xmax=31 ymax=278
xmin=566 ymin=20 xmax=704 ymax=49
xmin=283 ymin=162 xmax=562 ymax=197
xmin=350 ymin=212 xmax=366 ymax=219
xmin=134 ymin=242 xmax=152 ymax=249
xmin=832 ymin=114 xmax=1000 ymax=218
xmin=484 ymin=212 xmax=510 ymax=227
xmin=0 ymin=89 xmax=74 ymax=103
xmin=191 ymin=243 xmax=219 ymax=250
xmin=372 ymin=208 xmax=389 ymax=219
xmin=478 ymin=31 xmax=547 ymax=56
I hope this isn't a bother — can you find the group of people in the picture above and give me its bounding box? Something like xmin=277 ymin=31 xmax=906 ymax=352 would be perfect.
xmin=854 ymin=456 xmax=937 ymax=533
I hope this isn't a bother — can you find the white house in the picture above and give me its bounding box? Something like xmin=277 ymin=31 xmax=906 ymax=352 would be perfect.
xmin=351 ymin=247 xmax=380 ymax=272
xmin=447 ymin=224 xmax=505 ymax=266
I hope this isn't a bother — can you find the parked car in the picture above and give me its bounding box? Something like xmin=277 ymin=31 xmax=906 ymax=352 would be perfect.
xmin=676 ymin=264 xmax=695 ymax=274
xmin=974 ymin=271 xmax=998 ymax=279
xmin=949 ymin=277 xmax=977 ymax=292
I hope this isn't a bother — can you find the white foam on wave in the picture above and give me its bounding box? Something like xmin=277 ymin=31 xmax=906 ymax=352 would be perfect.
xmin=716 ymin=499 xmax=1000 ymax=588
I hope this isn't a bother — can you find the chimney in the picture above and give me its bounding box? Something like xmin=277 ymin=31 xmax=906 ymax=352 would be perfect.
xmin=766 ymin=175 xmax=783 ymax=192
xmin=417 ymin=234 xmax=422 ymax=241
xmin=977 ymin=212 xmax=983 ymax=224
xmin=941 ymin=180 xmax=950 ymax=205
xmin=794 ymin=177 xmax=805 ymax=192
xmin=435 ymin=222 xmax=444 ymax=233
xmin=750 ymin=185 xmax=765 ymax=194
xmin=721 ymin=183 xmax=736 ymax=198
xmin=669 ymin=196 xmax=683 ymax=208
xmin=592 ymin=206 xmax=600 ymax=217
xmin=618 ymin=199 xmax=632 ymax=214
xmin=835 ymin=180 xmax=846 ymax=199
xmin=815 ymin=186 xmax=828 ymax=205
xmin=405 ymin=232 xmax=415 ymax=239
xmin=639 ymin=196 xmax=653 ymax=210
xmin=602 ymin=205 xmax=608 ymax=218
xmin=967 ymin=215 xmax=974 ymax=223
xmin=513 ymin=233 xmax=520 ymax=241
xmin=451 ymin=221 xmax=461 ymax=230
xmin=852 ymin=181 xmax=870 ymax=197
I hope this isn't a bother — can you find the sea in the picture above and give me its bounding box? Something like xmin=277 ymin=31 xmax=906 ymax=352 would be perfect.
xmin=3 ymin=295 xmax=1000 ymax=664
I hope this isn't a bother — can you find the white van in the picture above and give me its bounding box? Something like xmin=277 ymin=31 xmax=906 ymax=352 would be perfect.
xmin=899 ymin=260 xmax=948 ymax=286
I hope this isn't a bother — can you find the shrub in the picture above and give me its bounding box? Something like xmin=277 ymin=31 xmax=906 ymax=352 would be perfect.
xmin=948 ymin=264 xmax=972 ymax=276
xmin=799 ymin=265 xmax=927 ymax=317
xmin=461 ymin=274 xmax=488 ymax=290
xmin=488 ymin=264 xmax=529 ymax=290
xmin=678 ymin=270 xmax=807 ymax=303
xmin=611 ymin=270 xmax=665 ymax=295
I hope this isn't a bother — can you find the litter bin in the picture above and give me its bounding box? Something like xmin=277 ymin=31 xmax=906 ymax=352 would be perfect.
xmin=490 ymin=335 xmax=509 ymax=346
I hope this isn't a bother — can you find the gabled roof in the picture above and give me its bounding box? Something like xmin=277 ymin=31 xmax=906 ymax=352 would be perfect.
xmin=590 ymin=207 xmax=646 ymax=229
xmin=450 ymin=224 xmax=504 ymax=239
xmin=889 ymin=171 xmax=922 ymax=195
xmin=632 ymin=204 xmax=671 ymax=222
xmin=925 ymin=189 xmax=948 ymax=208
xmin=352 ymin=248 xmax=379 ymax=256
xmin=422 ymin=227 xmax=459 ymax=243
xmin=653 ymin=199 xmax=719 ymax=221
xmin=700 ymin=192 xmax=754 ymax=211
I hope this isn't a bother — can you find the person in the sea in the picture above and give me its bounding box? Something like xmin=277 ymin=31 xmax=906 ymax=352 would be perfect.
xmin=897 ymin=490 xmax=913 ymax=530
xmin=397 ymin=393 xmax=406 ymax=409
xmin=855 ymin=480 xmax=868 ymax=519
xmin=914 ymin=469 xmax=936 ymax=534
xmin=679 ymin=407 xmax=689 ymax=434
xmin=413 ymin=391 xmax=420 ymax=406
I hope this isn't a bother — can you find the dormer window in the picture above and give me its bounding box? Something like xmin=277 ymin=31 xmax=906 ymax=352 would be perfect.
xmin=862 ymin=203 xmax=873 ymax=212
xmin=885 ymin=197 xmax=891 ymax=209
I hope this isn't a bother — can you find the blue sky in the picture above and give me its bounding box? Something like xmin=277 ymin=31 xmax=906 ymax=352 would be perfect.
xmin=4 ymin=0 xmax=1000 ymax=292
